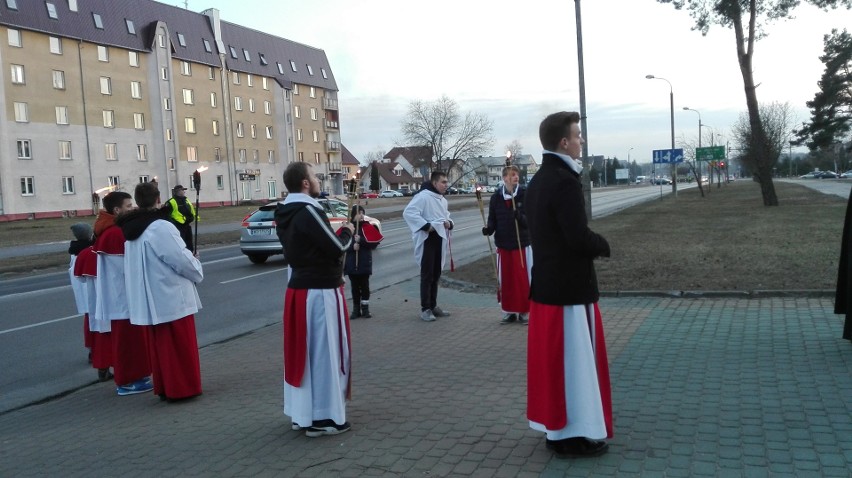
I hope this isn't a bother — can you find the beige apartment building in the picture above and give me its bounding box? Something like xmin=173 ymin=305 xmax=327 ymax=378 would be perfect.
xmin=0 ymin=0 xmax=342 ymax=220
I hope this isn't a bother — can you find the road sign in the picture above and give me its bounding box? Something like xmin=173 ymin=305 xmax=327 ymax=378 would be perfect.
xmin=652 ymin=148 xmax=684 ymax=164
xmin=696 ymin=145 xmax=725 ymax=162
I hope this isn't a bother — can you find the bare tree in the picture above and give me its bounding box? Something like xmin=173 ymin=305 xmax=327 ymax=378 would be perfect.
xmin=401 ymin=95 xmax=494 ymax=176
xmin=505 ymin=140 xmax=524 ymax=161
xmin=731 ymin=101 xmax=797 ymax=181
xmin=362 ymin=148 xmax=385 ymax=166
xmin=678 ymin=134 xmax=707 ymax=197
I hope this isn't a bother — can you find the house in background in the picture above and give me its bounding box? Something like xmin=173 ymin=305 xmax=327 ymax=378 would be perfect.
xmin=362 ymin=160 xmax=417 ymax=192
xmin=466 ymin=154 xmax=538 ymax=187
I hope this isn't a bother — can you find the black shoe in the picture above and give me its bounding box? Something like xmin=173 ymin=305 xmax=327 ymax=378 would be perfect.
xmin=360 ymin=304 xmax=372 ymax=318
xmin=305 ymin=419 xmax=351 ymax=437
xmin=546 ymin=437 xmax=609 ymax=458
xmin=97 ymin=368 xmax=113 ymax=382
xmin=500 ymin=313 xmax=517 ymax=324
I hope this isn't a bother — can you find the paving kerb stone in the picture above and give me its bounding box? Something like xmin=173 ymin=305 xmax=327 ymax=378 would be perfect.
xmin=0 ymin=281 xmax=849 ymax=476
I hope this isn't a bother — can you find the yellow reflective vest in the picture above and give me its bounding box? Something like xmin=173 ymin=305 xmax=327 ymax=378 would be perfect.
xmin=166 ymin=197 xmax=197 ymax=225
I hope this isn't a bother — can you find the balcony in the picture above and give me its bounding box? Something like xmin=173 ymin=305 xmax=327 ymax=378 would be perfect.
xmin=324 ymin=119 xmax=339 ymax=130
xmin=328 ymin=161 xmax=342 ymax=173
xmin=325 ymin=140 xmax=341 ymax=152
xmin=323 ymin=96 xmax=338 ymax=110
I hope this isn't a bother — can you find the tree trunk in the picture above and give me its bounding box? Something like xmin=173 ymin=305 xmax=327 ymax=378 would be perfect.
xmin=733 ymin=2 xmax=779 ymax=206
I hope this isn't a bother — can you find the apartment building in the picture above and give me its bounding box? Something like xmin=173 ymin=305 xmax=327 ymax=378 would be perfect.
xmin=0 ymin=0 xmax=341 ymax=220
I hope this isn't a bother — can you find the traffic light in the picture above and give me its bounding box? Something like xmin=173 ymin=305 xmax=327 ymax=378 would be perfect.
xmin=719 ymin=161 xmax=726 ymax=168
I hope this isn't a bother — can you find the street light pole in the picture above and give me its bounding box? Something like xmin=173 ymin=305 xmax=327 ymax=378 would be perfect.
xmin=646 ymin=75 xmax=677 ymax=196
xmin=574 ymin=0 xmax=592 ymax=219
xmin=628 ymin=147 xmax=634 ymax=183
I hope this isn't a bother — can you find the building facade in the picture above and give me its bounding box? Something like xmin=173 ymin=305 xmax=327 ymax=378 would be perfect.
xmin=0 ymin=0 xmax=341 ymax=220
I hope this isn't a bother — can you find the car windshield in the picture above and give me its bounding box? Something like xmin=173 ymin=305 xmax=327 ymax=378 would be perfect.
xmin=247 ymin=209 xmax=274 ymax=223
xmin=323 ymin=199 xmax=349 ymax=218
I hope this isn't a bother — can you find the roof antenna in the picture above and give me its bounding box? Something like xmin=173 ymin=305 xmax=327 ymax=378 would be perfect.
xmin=183 ymin=1 xmax=189 ymax=9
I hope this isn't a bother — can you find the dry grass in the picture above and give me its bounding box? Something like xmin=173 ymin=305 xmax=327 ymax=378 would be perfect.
xmin=448 ymin=180 xmax=845 ymax=292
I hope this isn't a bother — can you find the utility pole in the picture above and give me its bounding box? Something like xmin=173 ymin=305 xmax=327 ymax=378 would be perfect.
xmin=574 ymin=0 xmax=592 ymax=219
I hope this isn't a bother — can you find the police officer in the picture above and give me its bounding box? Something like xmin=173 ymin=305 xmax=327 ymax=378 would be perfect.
xmin=162 ymin=185 xmax=197 ymax=250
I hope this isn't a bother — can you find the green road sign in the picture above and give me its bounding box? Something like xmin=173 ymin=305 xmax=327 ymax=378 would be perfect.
xmin=696 ymin=145 xmax=725 ymax=161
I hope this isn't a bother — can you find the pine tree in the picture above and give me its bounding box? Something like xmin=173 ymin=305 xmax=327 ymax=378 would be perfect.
xmin=369 ymin=162 xmax=381 ymax=192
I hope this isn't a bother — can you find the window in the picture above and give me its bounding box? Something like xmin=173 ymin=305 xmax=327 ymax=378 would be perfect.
xmin=310 ymin=87 xmax=316 ymax=98
xmin=7 ymin=28 xmax=21 ymax=47
xmin=136 ymin=144 xmax=148 ymax=161
xmin=133 ymin=113 xmax=144 ymax=130
xmin=92 ymin=13 xmax=103 ymax=29
xmin=59 ymin=140 xmax=72 ymax=160
xmin=215 ymin=148 xmax=221 ymax=163
xmin=277 ymin=62 xmax=284 ymax=75
xmin=182 ymin=88 xmax=194 ymax=105
xmin=125 ymin=19 xmax=135 ymax=35
xmin=168 ymin=158 xmax=176 ymax=170
xmin=210 ymin=92 xmax=217 ymax=107
xmin=6 ymin=0 xmax=18 ymax=10
xmin=203 ymin=39 xmax=212 ymax=53
xmin=129 ymin=51 xmax=139 ymax=67
xmin=294 ymin=105 xmax=301 ymax=118
xmin=97 ymin=45 xmax=108 ymax=62
xmin=52 ymin=70 xmax=66 ymax=89
xmin=46 ymin=2 xmax=58 ymax=19
xmin=252 ymin=149 xmax=259 ymax=163
xmin=108 ymin=176 xmax=120 ymax=187
xmin=232 ymin=71 xmax=240 ymax=84
xmin=177 ymin=33 xmax=186 ymax=47
xmin=262 ymin=77 xmax=269 ymax=90
xmin=312 ymin=130 xmax=319 ymax=143
xmin=163 ymin=97 xmax=172 ymax=110
xmin=310 ymin=108 xmax=318 ymax=121
xmin=139 ymin=175 xmax=150 ymax=184
xmin=321 ymin=68 xmax=328 ymax=79
xmin=238 ymin=149 xmax=246 ymax=163
xmin=249 ymin=98 xmax=255 ymax=112
xmin=49 ymin=36 xmax=62 ymax=54
xmin=293 ymin=84 xmax=299 ymax=95
xmin=217 ymin=175 xmax=224 ymax=189
xmin=212 ymin=120 xmax=219 ymax=136
xmin=99 ymin=76 xmax=111 ymax=95
xmin=264 ymin=101 xmax=271 ymax=115
xmin=234 ymin=97 xmax=242 ymax=110
xmin=165 ymin=129 xmax=173 ymax=141
xmin=105 ymin=144 xmax=117 ymax=161
xmin=236 ymin=122 xmax=244 ymax=137
xmin=259 ymin=54 xmax=267 ymax=66
xmin=160 ymin=67 xmax=168 ymax=80
xmin=314 ymin=153 xmax=321 ymax=163
xmin=242 ymin=49 xmax=251 ymax=62
xmin=130 ymin=81 xmax=142 ymax=99
xmin=10 ymin=64 xmax=25 ymax=84
xmin=289 ymin=60 xmax=297 ymax=72
xmin=185 ymin=117 xmax=196 ymax=134
xmin=247 ymin=74 xmax=253 ymax=87
xmin=62 ymin=177 xmax=75 ymax=194
xmin=298 ymin=152 xmax=304 ymax=162
xmin=158 ymin=34 xmax=165 ymax=48
xmin=102 ymin=110 xmax=114 ymax=128
xmin=21 ymin=177 xmax=34 ymax=196
xmin=267 ymin=179 xmax=276 ymax=197
xmin=180 ymin=61 xmax=191 ymax=76
xmin=68 ymin=0 xmax=77 ymax=12
xmin=307 ymin=65 xmax=313 ymax=76
xmin=229 ymin=46 xmax=237 ymax=59
xmin=14 ymin=102 xmax=28 ymax=122
xmin=55 ymin=106 xmax=69 ymax=125
xmin=208 ymin=66 xmax=215 ymax=80
xmin=250 ymin=124 xmax=257 ymax=139
xmin=296 ymin=129 xmax=302 ymax=141
xmin=17 ymin=139 xmax=31 ymax=159
xmin=265 ymin=126 xmax=273 ymax=139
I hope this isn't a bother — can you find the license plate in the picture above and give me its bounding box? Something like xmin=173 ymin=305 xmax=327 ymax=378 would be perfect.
xmin=250 ymin=228 xmax=272 ymax=236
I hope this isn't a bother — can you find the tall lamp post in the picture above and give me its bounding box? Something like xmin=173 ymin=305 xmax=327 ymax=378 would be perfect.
xmin=646 ymin=74 xmax=677 ymax=196
xmin=628 ymin=147 xmax=634 ymax=182
xmin=683 ymin=107 xmax=702 ymax=182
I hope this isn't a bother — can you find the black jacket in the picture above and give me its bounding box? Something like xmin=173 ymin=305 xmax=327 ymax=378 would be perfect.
xmin=275 ymin=199 xmax=353 ymax=289
xmin=484 ymin=186 xmax=530 ymax=250
xmin=525 ymin=153 xmax=610 ymax=305
xmin=343 ymin=222 xmax=378 ymax=276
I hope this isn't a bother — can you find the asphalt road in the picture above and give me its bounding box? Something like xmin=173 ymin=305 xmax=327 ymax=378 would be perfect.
xmin=0 ymin=184 xmax=678 ymax=413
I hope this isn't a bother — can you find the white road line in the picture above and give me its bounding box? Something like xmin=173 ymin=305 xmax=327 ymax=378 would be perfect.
xmin=220 ymin=267 xmax=288 ymax=284
xmin=0 ymin=313 xmax=80 ymax=335
xmin=202 ymin=255 xmax=246 ymax=265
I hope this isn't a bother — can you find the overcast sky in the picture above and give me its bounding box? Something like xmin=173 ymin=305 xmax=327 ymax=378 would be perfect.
xmin=194 ymin=0 xmax=852 ymax=164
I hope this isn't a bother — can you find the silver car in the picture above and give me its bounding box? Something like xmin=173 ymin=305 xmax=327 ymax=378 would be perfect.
xmin=239 ymin=198 xmax=382 ymax=264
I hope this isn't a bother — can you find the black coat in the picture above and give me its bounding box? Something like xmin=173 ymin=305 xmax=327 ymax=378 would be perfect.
xmin=834 ymin=186 xmax=852 ymax=341
xmin=525 ymin=153 xmax=610 ymax=305
xmin=484 ymin=186 xmax=530 ymax=250
xmin=344 ymin=222 xmax=378 ymax=276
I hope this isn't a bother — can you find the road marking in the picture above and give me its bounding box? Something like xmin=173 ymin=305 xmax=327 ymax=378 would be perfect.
xmin=202 ymin=255 xmax=246 ymax=265
xmin=0 ymin=313 xmax=80 ymax=335
xmin=220 ymin=267 xmax=288 ymax=284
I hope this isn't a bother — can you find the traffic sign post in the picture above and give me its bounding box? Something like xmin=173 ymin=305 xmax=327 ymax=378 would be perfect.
xmin=652 ymin=148 xmax=684 ymax=164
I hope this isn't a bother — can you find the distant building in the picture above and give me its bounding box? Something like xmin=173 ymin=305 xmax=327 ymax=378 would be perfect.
xmin=0 ymin=0 xmax=341 ymax=220
xmin=467 ymin=154 xmax=538 ymax=187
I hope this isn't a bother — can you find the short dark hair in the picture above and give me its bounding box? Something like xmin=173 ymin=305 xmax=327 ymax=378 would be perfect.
xmin=283 ymin=162 xmax=311 ymax=193
xmin=430 ymin=170 xmax=447 ymax=183
xmin=539 ymin=111 xmax=581 ymax=151
xmin=102 ymin=191 xmax=132 ymax=214
xmin=134 ymin=182 xmax=160 ymax=209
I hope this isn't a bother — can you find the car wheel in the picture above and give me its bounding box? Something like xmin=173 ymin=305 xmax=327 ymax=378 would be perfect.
xmin=247 ymin=254 xmax=269 ymax=264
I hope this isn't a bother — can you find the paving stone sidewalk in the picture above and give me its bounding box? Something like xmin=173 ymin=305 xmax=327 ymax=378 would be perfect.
xmin=0 ymin=282 xmax=849 ymax=477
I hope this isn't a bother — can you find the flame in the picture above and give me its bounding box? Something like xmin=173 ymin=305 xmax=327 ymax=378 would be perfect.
xmin=196 ymin=166 xmax=209 ymax=173
xmin=94 ymin=184 xmax=118 ymax=195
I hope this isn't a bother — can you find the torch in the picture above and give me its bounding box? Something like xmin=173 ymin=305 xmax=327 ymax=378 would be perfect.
xmin=506 ymin=151 xmax=525 ymax=268
xmin=475 ymin=187 xmax=499 ymax=289
xmin=192 ymin=166 xmax=208 ymax=254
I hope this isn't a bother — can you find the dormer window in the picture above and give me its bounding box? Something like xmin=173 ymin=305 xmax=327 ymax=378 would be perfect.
xmin=307 ymin=65 xmax=313 ymax=76
xmin=229 ymin=46 xmax=238 ymax=59
xmin=92 ymin=13 xmax=103 ymax=29
xmin=242 ymin=49 xmax=251 ymax=62
xmin=259 ymin=53 xmax=267 ymax=65
xmin=125 ymin=19 xmax=135 ymax=34
xmin=46 ymin=2 xmax=58 ymax=19
xmin=177 ymin=33 xmax=186 ymax=47
xmin=203 ymin=39 xmax=212 ymax=53
xmin=289 ymin=60 xmax=297 ymax=72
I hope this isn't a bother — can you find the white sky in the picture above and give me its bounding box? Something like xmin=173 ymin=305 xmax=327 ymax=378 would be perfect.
xmin=195 ymin=0 xmax=852 ymax=164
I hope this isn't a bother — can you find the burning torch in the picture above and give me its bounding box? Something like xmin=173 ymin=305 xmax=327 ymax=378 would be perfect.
xmin=192 ymin=166 xmax=207 ymax=254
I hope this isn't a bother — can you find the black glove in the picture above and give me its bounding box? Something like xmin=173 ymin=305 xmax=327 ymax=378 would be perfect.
xmin=482 ymin=227 xmax=490 ymax=236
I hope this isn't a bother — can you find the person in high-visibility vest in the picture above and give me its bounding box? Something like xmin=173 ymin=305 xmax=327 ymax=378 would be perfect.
xmin=162 ymin=185 xmax=197 ymax=251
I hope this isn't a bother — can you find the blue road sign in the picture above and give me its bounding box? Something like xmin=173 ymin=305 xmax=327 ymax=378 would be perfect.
xmin=652 ymin=148 xmax=684 ymax=164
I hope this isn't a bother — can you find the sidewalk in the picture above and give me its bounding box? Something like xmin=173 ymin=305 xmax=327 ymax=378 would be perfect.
xmin=0 ymin=280 xmax=849 ymax=476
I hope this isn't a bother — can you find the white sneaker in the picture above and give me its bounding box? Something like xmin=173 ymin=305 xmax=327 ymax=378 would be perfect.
xmin=432 ymin=306 xmax=451 ymax=317
xmin=420 ymin=309 xmax=436 ymax=322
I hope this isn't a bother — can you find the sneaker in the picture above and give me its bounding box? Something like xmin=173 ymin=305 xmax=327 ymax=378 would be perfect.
xmin=420 ymin=309 xmax=436 ymax=322
xmin=500 ymin=313 xmax=517 ymax=324
xmin=116 ymin=378 xmax=154 ymax=396
xmin=432 ymin=306 xmax=451 ymax=317
xmin=305 ymin=420 xmax=351 ymax=437
xmin=291 ymin=423 xmax=303 ymax=431
xmin=517 ymin=314 xmax=529 ymax=325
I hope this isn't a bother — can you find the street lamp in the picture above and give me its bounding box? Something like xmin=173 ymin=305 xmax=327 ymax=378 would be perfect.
xmin=646 ymin=74 xmax=677 ymax=195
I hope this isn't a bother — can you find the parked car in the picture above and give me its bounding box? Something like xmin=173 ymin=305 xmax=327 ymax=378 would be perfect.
xmin=839 ymin=170 xmax=852 ymax=179
xmin=359 ymin=191 xmax=378 ymax=199
xmin=458 ymin=187 xmax=475 ymax=194
xmin=650 ymin=177 xmax=672 ymax=185
xmin=446 ymin=187 xmax=460 ymax=195
xmin=379 ymin=190 xmax=403 ymax=198
xmin=239 ymin=199 xmax=382 ymax=264
xmin=799 ymin=172 xmax=820 ymax=179
xmin=399 ymin=186 xmax=414 ymax=196
xmin=817 ymin=171 xmax=838 ymax=179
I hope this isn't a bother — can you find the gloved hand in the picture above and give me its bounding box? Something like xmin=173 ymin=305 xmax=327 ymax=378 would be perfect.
xmin=482 ymin=227 xmax=490 ymax=236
